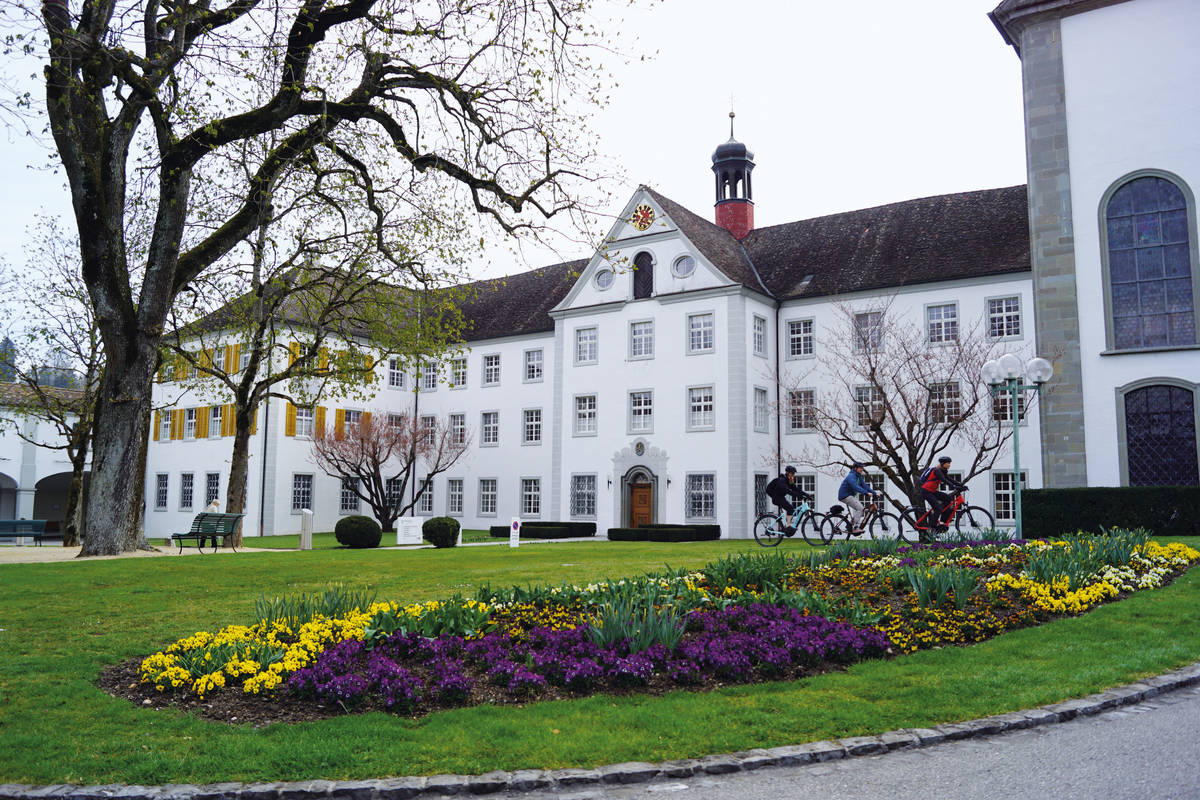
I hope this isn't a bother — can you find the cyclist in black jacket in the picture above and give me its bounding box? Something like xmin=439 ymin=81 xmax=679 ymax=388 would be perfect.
xmin=765 ymin=466 xmax=813 ymax=536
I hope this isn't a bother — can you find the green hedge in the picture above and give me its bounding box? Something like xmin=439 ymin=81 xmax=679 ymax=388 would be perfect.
xmin=1023 ymin=486 xmax=1200 ymax=537
xmin=606 ymin=525 xmax=722 ymax=542
xmin=487 ymin=522 xmax=597 ymax=539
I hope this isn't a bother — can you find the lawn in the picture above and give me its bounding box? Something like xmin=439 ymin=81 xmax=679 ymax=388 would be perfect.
xmin=1 ymin=538 xmax=1198 ymax=786
xmin=147 ymin=528 xmax=498 ymax=549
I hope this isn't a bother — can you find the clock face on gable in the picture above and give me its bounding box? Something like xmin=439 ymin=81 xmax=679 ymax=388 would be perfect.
xmin=630 ymin=203 xmax=655 ymax=231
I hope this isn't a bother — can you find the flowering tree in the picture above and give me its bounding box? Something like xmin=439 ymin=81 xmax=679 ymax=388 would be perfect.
xmin=308 ymin=410 xmax=470 ymax=532
xmin=776 ymin=298 xmax=1036 ymax=510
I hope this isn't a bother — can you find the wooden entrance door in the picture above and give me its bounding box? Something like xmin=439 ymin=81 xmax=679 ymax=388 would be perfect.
xmin=630 ymin=484 xmax=653 ymax=528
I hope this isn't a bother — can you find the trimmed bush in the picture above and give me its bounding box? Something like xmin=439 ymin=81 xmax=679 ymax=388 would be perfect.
xmin=1023 ymin=486 xmax=1200 ymax=538
xmin=334 ymin=515 xmax=382 ymax=549
xmin=606 ymin=525 xmax=721 ymax=542
xmin=489 ymin=521 xmax=598 ymax=539
xmin=489 ymin=525 xmax=508 ymax=538
xmin=422 ymin=516 xmax=460 ymax=548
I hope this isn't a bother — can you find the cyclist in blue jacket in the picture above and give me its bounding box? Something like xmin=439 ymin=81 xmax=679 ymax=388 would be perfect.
xmin=838 ymin=462 xmax=877 ymax=534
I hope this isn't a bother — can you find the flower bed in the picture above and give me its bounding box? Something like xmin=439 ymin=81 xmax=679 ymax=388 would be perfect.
xmin=131 ymin=531 xmax=1199 ymax=719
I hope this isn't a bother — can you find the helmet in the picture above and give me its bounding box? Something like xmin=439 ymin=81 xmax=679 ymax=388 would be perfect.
xmin=938 ymin=456 xmax=952 ymax=464
xmin=851 ymin=462 xmax=866 ymax=469
xmin=784 ymin=465 xmax=797 ymax=474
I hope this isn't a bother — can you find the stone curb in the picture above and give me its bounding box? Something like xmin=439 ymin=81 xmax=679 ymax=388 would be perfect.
xmin=4 ymin=661 xmax=1199 ymax=800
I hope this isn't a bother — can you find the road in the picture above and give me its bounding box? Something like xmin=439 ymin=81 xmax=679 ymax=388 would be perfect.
xmin=498 ymin=684 xmax=1200 ymax=800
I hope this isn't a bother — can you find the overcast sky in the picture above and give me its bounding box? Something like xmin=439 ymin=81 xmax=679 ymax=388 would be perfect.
xmin=0 ymin=0 xmax=1028 ymax=282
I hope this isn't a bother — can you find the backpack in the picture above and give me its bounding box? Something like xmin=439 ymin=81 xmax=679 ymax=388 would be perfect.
xmin=919 ymin=467 xmax=937 ymax=484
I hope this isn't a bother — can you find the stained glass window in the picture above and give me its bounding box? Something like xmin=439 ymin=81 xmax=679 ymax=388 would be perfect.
xmin=1124 ymin=385 xmax=1198 ymax=486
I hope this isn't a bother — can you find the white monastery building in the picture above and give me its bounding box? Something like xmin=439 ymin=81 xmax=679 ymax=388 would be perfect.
xmin=128 ymin=0 xmax=1197 ymax=539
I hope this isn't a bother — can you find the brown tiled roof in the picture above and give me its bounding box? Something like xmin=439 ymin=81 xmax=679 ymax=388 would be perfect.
xmin=456 ymin=259 xmax=589 ymax=342
xmin=0 ymin=381 xmax=86 ymax=413
xmin=743 ymin=185 xmax=1031 ymax=300
xmin=644 ymin=188 xmax=766 ymax=292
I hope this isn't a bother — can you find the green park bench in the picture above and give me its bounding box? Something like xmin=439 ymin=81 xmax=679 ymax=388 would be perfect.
xmin=0 ymin=519 xmax=47 ymax=546
xmin=170 ymin=512 xmax=246 ymax=553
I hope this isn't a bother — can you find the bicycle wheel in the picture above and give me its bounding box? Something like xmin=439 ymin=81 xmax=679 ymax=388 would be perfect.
xmin=955 ymin=505 xmax=996 ymax=538
xmin=898 ymin=508 xmax=924 ymax=544
xmin=821 ymin=512 xmax=850 ymax=543
xmin=868 ymin=510 xmax=902 ymax=540
xmin=800 ymin=511 xmax=826 ymax=546
xmin=753 ymin=513 xmax=784 ymax=547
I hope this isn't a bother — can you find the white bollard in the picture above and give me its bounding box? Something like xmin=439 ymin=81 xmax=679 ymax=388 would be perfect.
xmin=509 ymin=517 xmax=521 ymax=548
xmin=299 ymin=509 xmax=313 ymax=550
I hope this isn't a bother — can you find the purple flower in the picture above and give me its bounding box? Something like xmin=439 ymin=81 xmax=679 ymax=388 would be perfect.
xmin=507 ymin=667 xmax=548 ymax=696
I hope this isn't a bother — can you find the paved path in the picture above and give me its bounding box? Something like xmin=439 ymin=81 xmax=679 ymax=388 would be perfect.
xmin=502 ymin=684 xmax=1200 ymax=800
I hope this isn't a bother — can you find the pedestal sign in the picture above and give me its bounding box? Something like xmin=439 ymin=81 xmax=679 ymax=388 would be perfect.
xmin=396 ymin=517 xmax=424 ymax=546
xmin=510 ymin=517 xmax=521 ymax=548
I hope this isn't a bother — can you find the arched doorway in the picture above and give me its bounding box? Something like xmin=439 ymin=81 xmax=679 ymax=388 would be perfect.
xmin=623 ymin=467 xmax=656 ymax=528
xmin=1119 ymin=382 xmax=1199 ymax=486
xmin=0 ymin=472 xmax=16 ymax=518
xmin=35 ymin=471 xmax=89 ymax=536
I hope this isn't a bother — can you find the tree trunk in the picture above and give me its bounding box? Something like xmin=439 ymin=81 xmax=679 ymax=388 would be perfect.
xmin=224 ymin=402 xmax=257 ymax=547
xmin=79 ymin=363 xmax=153 ymax=555
xmin=61 ymin=421 xmax=92 ymax=547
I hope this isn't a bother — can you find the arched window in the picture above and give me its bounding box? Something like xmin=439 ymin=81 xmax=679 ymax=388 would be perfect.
xmin=1120 ymin=383 xmax=1199 ymax=486
xmin=1103 ymin=174 xmax=1198 ymax=350
xmin=633 ymin=251 xmax=654 ymax=300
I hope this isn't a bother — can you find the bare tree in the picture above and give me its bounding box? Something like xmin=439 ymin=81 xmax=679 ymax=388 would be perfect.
xmin=6 ymin=0 xmax=619 ymax=553
xmin=777 ymin=298 xmax=1036 ymax=510
xmin=309 ymin=410 xmax=470 ymax=532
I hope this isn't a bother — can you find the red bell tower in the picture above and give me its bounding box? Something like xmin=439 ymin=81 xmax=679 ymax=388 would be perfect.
xmin=712 ymin=112 xmax=755 ymax=240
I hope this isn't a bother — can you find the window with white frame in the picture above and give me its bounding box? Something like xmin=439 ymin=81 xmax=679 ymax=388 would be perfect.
xmin=789 ymin=389 xmax=815 ymax=432
xmin=629 ymin=391 xmax=653 ymax=433
xmin=179 ymin=473 xmax=193 ymax=510
xmin=184 ymin=408 xmax=197 ymax=439
xmin=523 ymin=408 xmax=542 ymax=444
xmin=926 ymin=303 xmax=959 ymax=344
xmin=754 ymin=387 xmax=769 ymax=433
xmin=481 ymin=411 xmax=499 ymax=446
xmin=993 ymin=471 xmax=1027 ymax=521
xmin=344 ymin=409 xmax=363 ymax=431
xmin=451 ymin=358 xmax=467 ymax=388
xmin=575 ymin=395 xmax=597 ymax=435
xmin=940 ymin=471 xmax=963 ymax=493
xmin=479 ymin=478 xmax=497 ymax=515
xmin=860 ymin=473 xmax=887 ymax=503
xmin=988 ymin=296 xmax=1022 ymax=339
xmin=796 ymin=473 xmax=817 ymax=508
xmin=575 ymin=327 xmax=598 ymax=365
xmin=419 ymin=361 xmax=438 ymax=390
xmin=447 ymin=479 xmax=463 ymax=515
xmin=159 ymin=412 xmax=171 ymax=441
xmin=295 ymin=406 xmax=314 ymax=438
xmin=209 ymin=405 xmax=223 ymax=438
xmin=388 ymin=358 xmax=406 ymax=389
xmin=340 ymin=477 xmax=360 ymax=513
xmin=420 ymin=414 xmax=436 ymax=446
xmin=524 ymin=349 xmax=543 ymax=382
xmin=753 ymin=315 xmax=767 ymax=357
xmin=754 ymin=473 xmax=769 ymax=515
xmin=685 ymin=473 xmax=716 ymax=519
xmin=855 ymin=385 xmax=885 ymax=427
xmin=239 ymin=347 xmax=251 ymax=373
xmin=788 ymin=319 xmax=814 ymax=358
xmin=688 ymin=386 xmax=715 ymax=430
xmin=387 ymin=413 xmax=404 ymax=431
xmin=570 ymin=474 xmax=596 ymax=518
xmin=205 ymin=472 xmax=220 ymax=506
xmin=992 ymin=391 xmax=1027 ymax=422
xmin=483 ymin=353 xmax=501 ymax=386
xmin=854 ymin=311 xmax=883 ymax=353
xmin=292 ymin=474 xmax=313 ymax=512
xmin=449 ymin=413 xmax=466 ymax=444
xmin=155 ymin=473 xmax=168 ymax=509
xmin=418 ymin=478 xmax=433 ymax=514
xmin=687 ymin=312 xmax=714 ymax=353
xmin=521 ymin=478 xmax=541 ymax=516
xmin=212 ymin=347 xmax=226 ymax=373
xmin=928 ymin=382 xmax=962 ymax=424
xmin=385 ymin=477 xmax=403 ymax=511
xmin=629 ymin=321 xmax=654 ymax=359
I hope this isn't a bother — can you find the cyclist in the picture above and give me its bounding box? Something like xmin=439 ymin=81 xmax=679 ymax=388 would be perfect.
xmin=920 ymin=456 xmax=967 ymax=531
xmin=765 ymin=466 xmax=813 ymax=536
xmin=837 ymin=462 xmax=877 ymax=534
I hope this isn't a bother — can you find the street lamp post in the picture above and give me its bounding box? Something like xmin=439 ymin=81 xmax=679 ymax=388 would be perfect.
xmin=981 ymin=354 xmax=1053 ymax=538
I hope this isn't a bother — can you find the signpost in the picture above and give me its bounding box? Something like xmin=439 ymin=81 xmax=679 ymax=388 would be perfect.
xmin=510 ymin=517 xmax=521 ymax=548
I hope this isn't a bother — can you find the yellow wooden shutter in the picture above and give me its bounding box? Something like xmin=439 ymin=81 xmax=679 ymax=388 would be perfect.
xmin=173 ymin=356 xmax=186 ymax=381
xmin=153 ymin=410 xmax=161 ymax=441
xmin=362 ymin=411 xmax=372 ymax=430
xmin=364 ymin=354 xmax=374 ymax=372
xmin=222 ymin=404 xmax=233 ymax=436
xmin=289 ymin=341 xmax=300 ymax=367
xmin=171 ymin=409 xmax=184 ymax=440
xmin=229 ymin=344 xmax=241 ymax=373
xmin=198 ymin=349 xmax=212 ymax=370
xmin=318 ymin=347 xmax=329 ymax=373
xmin=195 ymin=406 xmax=209 ymax=439
xmin=315 ymin=406 xmax=326 ymax=437
xmin=285 ymin=403 xmax=297 ymax=437
xmin=334 ymin=408 xmax=345 ymax=439
xmin=250 ymin=406 xmax=258 ymax=435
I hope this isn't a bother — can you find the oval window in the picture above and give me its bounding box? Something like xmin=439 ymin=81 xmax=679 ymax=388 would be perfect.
xmin=673 ymin=255 xmax=696 ymax=278
xmin=595 ymin=269 xmax=614 ymax=290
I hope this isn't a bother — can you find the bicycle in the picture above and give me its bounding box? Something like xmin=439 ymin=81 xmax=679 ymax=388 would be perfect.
xmin=753 ymin=498 xmax=825 ymax=547
xmin=820 ymin=498 xmax=905 ymax=542
xmin=899 ymin=489 xmax=995 ymax=542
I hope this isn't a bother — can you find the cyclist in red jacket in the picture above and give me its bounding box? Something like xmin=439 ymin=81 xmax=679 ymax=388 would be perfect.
xmin=920 ymin=456 xmax=966 ymax=531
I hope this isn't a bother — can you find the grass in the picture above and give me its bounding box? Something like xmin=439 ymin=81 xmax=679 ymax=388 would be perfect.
xmin=1 ymin=538 xmax=1197 ymax=785
xmin=147 ymin=528 xmax=497 ymax=549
